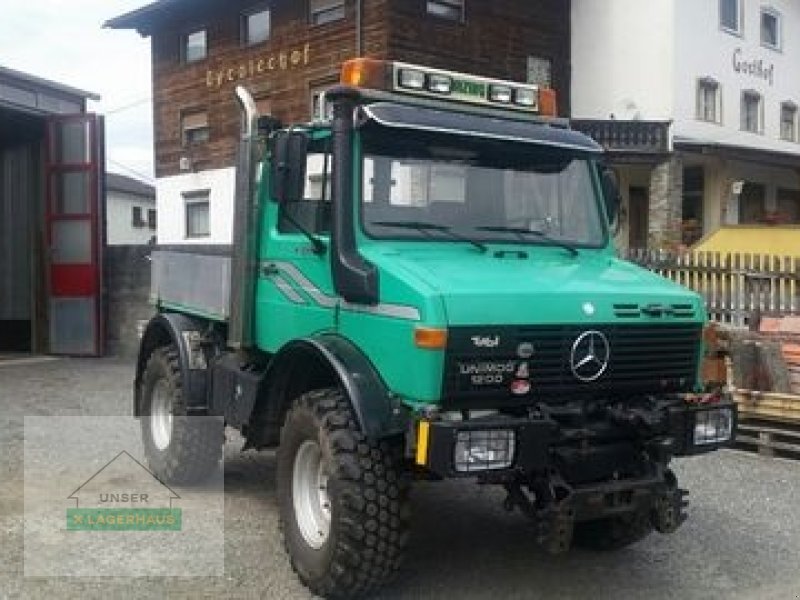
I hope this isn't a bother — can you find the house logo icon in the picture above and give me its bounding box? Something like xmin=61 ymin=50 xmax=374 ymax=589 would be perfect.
xmin=66 ymin=450 xmax=181 ymax=531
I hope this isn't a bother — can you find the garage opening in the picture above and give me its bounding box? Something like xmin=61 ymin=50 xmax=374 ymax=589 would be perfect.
xmin=0 ymin=108 xmax=43 ymax=352
xmin=0 ymin=67 xmax=103 ymax=356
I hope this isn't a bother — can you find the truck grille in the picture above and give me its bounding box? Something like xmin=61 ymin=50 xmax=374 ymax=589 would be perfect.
xmin=442 ymin=324 xmax=702 ymax=408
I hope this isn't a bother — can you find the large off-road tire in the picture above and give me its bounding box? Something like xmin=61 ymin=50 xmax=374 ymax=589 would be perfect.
xmin=277 ymin=388 xmax=409 ymax=599
xmin=140 ymin=345 xmax=223 ymax=484
xmin=572 ymin=510 xmax=653 ymax=551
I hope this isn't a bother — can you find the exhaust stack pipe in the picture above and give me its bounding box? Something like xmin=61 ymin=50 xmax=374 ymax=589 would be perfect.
xmin=227 ymin=85 xmax=261 ymax=349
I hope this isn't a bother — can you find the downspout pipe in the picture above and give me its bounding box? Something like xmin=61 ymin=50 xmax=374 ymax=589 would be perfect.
xmin=355 ymin=0 xmax=363 ymax=56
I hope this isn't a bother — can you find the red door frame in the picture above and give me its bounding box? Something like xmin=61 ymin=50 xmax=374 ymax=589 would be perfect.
xmin=44 ymin=114 xmax=104 ymax=356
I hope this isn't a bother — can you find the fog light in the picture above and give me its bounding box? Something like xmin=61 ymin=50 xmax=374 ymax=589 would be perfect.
xmin=693 ymin=408 xmax=733 ymax=445
xmin=454 ymin=429 xmax=515 ymax=472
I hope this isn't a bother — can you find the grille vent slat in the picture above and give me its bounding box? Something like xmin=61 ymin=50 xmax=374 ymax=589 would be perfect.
xmin=612 ymin=303 xmax=696 ymax=319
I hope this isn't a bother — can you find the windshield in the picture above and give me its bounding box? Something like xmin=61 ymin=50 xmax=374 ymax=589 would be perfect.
xmin=360 ymin=127 xmax=606 ymax=247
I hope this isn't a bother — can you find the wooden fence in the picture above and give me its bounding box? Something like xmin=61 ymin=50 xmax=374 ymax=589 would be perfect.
xmin=624 ymin=250 xmax=800 ymax=328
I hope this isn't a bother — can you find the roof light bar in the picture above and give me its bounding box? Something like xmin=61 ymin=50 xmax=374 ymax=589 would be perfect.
xmin=339 ymin=58 xmax=557 ymax=116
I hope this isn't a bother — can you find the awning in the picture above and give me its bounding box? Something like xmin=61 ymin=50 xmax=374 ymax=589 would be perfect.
xmin=359 ymin=103 xmax=603 ymax=155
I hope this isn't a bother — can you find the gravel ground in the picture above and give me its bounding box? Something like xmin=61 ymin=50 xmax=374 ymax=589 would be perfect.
xmin=1 ymin=357 xmax=800 ymax=599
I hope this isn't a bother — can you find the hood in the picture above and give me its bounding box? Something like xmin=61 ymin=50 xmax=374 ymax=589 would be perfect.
xmin=369 ymin=246 xmax=704 ymax=326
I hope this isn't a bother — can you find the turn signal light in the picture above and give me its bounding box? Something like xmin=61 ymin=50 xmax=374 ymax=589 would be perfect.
xmin=538 ymin=88 xmax=558 ymax=117
xmin=340 ymin=58 xmax=390 ymax=89
xmin=414 ymin=327 xmax=448 ymax=349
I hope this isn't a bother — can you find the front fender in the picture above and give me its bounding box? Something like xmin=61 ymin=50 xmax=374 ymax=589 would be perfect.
xmin=257 ymin=334 xmax=409 ymax=441
xmin=134 ymin=312 xmax=211 ymax=417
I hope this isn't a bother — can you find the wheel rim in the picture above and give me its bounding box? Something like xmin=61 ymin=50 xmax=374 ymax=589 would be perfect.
xmin=150 ymin=380 xmax=173 ymax=451
xmin=292 ymin=439 xmax=331 ymax=550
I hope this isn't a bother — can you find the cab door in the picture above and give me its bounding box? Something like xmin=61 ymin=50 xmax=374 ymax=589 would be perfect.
xmin=256 ymin=135 xmax=336 ymax=351
xmin=45 ymin=114 xmax=104 ymax=355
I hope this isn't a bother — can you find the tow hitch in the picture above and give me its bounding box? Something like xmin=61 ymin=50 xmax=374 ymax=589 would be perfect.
xmin=502 ymin=469 xmax=689 ymax=553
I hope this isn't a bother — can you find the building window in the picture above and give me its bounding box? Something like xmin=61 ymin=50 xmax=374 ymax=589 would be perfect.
xmin=184 ymin=192 xmax=210 ymax=238
xmin=720 ymin=0 xmax=741 ymax=34
xmin=311 ymin=85 xmax=335 ymax=121
xmin=242 ymin=8 xmax=270 ymax=46
xmin=681 ymin=167 xmax=704 ymax=246
xmin=181 ymin=110 xmax=210 ymax=146
xmin=182 ymin=29 xmax=207 ymax=63
xmin=741 ymin=91 xmax=762 ymax=133
xmin=427 ymin=0 xmax=464 ymax=21
xmin=739 ymin=182 xmax=766 ymax=224
xmin=310 ymin=0 xmax=345 ymax=25
xmin=760 ymin=8 xmax=781 ymax=49
xmin=780 ymin=102 xmax=798 ymax=142
xmin=696 ymin=78 xmax=721 ymax=123
xmin=147 ymin=209 xmax=157 ymax=230
xmin=777 ymin=188 xmax=800 ymax=224
xmin=255 ymin=95 xmax=272 ymax=116
xmin=132 ymin=206 xmax=144 ymax=228
xmin=527 ymin=56 xmax=552 ymax=88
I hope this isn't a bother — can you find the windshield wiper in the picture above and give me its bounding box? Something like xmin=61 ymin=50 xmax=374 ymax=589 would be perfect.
xmin=475 ymin=226 xmax=579 ymax=257
xmin=373 ymin=220 xmax=487 ymax=253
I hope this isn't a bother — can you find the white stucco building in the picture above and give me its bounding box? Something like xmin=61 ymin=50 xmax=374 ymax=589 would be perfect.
xmin=106 ymin=173 xmax=156 ymax=245
xmin=572 ymin=0 xmax=800 ymax=249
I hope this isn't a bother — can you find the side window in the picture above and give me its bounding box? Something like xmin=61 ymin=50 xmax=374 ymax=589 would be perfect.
xmin=277 ymin=139 xmax=332 ymax=235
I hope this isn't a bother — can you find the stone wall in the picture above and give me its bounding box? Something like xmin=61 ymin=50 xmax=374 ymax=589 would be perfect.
xmin=648 ymin=155 xmax=684 ymax=249
xmin=104 ymin=245 xmax=154 ymax=358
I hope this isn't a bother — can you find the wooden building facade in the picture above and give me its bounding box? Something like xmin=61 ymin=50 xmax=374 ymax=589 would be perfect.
xmin=108 ymin=0 xmax=571 ymax=243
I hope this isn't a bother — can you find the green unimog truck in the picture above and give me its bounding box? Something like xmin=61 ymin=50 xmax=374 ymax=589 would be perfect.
xmin=134 ymin=58 xmax=735 ymax=598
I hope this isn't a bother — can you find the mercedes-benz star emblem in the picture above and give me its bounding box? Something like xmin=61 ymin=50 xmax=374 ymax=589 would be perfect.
xmin=570 ymin=330 xmax=610 ymax=382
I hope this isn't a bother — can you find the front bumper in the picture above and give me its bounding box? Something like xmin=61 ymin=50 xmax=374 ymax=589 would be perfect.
xmin=415 ymin=398 xmax=737 ymax=479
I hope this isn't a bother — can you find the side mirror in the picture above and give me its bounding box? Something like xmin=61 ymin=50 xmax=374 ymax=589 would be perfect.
xmin=600 ymin=167 xmax=621 ymax=224
xmin=271 ymin=130 xmax=309 ymax=204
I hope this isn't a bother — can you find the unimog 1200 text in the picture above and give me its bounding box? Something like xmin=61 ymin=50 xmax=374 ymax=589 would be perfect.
xmin=134 ymin=58 xmax=736 ymax=598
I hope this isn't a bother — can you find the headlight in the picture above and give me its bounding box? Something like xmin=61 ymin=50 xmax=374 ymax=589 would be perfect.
xmin=693 ymin=408 xmax=733 ymax=445
xmin=454 ymin=429 xmax=515 ymax=472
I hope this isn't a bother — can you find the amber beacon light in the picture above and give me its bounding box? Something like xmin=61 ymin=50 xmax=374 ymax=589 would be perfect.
xmin=339 ymin=58 xmax=558 ymax=117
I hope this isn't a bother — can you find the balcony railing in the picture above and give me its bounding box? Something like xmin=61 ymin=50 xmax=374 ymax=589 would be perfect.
xmin=571 ymin=119 xmax=671 ymax=155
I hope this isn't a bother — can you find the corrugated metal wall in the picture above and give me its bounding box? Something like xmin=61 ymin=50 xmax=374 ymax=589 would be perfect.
xmin=0 ymin=142 xmax=38 ymax=321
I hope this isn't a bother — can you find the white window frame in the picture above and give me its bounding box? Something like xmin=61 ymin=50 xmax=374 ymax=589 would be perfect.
xmin=741 ymin=90 xmax=763 ymax=134
xmin=182 ymin=29 xmax=207 ymax=63
xmin=780 ymin=102 xmax=798 ymax=142
xmin=180 ymin=109 xmax=210 ymax=146
xmin=309 ymin=0 xmax=346 ymax=26
xmin=242 ymin=7 xmax=271 ymax=46
xmin=527 ymin=56 xmax=553 ymax=88
xmin=696 ymin=77 xmax=722 ymax=124
xmin=184 ymin=191 xmax=211 ymax=238
xmin=719 ymin=0 xmax=742 ymax=35
xmin=310 ymin=84 xmax=335 ymax=121
xmin=132 ymin=206 xmax=145 ymax=228
xmin=426 ymin=0 xmax=464 ymax=22
xmin=760 ymin=7 xmax=782 ymax=50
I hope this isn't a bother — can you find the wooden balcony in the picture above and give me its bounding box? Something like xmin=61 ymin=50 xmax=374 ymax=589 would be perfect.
xmin=571 ymin=119 xmax=671 ymax=156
